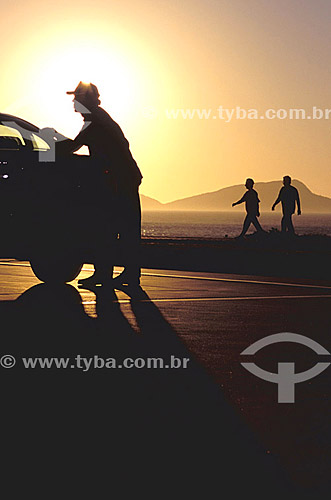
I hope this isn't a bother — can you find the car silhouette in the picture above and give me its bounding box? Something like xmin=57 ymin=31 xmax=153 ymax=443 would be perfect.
xmin=0 ymin=113 xmax=109 ymax=283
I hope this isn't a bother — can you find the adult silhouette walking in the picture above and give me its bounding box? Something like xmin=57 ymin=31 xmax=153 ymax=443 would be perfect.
xmin=55 ymin=81 xmax=143 ymax=286
xmin=272 ymin=176 xmax=301 ymax=234
xmin=232 ymin=178 xmax=264 ymax=237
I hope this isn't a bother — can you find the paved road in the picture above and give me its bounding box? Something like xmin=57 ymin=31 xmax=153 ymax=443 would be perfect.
xmin=1 ymin=260 xmax=331 ymax=494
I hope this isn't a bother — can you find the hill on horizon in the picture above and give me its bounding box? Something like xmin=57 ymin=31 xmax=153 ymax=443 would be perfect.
xmin=140 ymin=194 xmax=164 ymax=211
xmin=141 ymin=180 xmax=331 ymax=213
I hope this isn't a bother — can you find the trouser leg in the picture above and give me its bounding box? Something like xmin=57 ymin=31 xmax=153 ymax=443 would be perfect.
xmin=93 ymin=210 xmax=116 ymax=278
xmin=282 ymin=213 xmax=295 ymax=234
xmin=94 ymin=248 xmax=114 ymax=278
xmin=285 ymin=213 xmax=295 ymax=233
xmin=79 ymin=206 xmax=115 ymax=284
xmin=240 ymin=214 xmax=251 ymax=236
xmin=117 ymin=190 xmax=141 ymax=280
xmin=251 ymin=215 xmax=263 ymax=232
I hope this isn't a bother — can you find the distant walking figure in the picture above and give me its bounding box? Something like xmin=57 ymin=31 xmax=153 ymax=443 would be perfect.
xmin=272 ymin=176 xmax=301 ymax=234
xmin=232 ymin=178 xmax=264 ymax=237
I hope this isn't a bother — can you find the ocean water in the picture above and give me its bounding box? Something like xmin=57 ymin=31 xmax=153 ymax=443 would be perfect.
xmin=141 ymin=211 xmax=331 ymax=239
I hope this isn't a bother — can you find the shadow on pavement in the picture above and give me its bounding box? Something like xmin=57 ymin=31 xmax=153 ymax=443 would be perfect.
xmin=0 ymin=283 xmax=302 ymax=495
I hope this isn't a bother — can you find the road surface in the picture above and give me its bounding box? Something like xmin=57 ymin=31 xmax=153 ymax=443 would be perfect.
xmin=1 ymin=259 xmax=331 ymax=494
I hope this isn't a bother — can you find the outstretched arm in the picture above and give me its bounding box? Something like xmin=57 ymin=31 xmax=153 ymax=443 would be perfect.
xmin=272 ymin=190 xmax=282 ymax=211
xmin=232 ymin=195 xmax=246 ymax=207
xmin=55 ymin=133 xmax=85 ymax=155
xmin=296 ymin=190 xmax=301 ymax=215
xmin=39 ymin=128 xmax=86 ymax=156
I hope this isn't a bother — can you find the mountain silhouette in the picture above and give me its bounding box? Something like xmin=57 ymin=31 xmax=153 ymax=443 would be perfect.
xmin=141 ymin=180 xmax=331 ymax=212
xmin=140 ymin=194 xmax=164 ymax=211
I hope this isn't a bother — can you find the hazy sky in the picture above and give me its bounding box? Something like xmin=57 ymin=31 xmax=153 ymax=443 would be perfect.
xmin=2 ymin=0 xmax=331 ymax=202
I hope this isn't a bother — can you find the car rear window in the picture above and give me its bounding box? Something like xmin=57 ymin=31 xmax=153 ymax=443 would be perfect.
xmin=31 ymin=133 xmax=50 ymax=151
xmin=0 ymin=125 xmax=25 ymax=149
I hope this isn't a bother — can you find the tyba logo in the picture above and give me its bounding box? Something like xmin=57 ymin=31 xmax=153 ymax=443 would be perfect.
xmin=241 ymin=333 xmax=330 ymax=403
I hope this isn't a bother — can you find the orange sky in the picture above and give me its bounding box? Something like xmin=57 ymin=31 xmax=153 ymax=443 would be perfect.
xmin=2 ymin=0 xmax=331 ymax=202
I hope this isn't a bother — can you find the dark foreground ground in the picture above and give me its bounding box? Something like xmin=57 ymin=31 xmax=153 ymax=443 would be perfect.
xmin=1 ymin=260 xmax=331 ymax=497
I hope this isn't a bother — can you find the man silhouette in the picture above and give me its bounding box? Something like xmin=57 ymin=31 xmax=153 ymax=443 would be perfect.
xmin=56 ymin=81 xmax=142 ymax=286
xmin=232 ymin=178 xmax=264 ymax=237
xmin=272 ymin=176 xmax=301 ymax=234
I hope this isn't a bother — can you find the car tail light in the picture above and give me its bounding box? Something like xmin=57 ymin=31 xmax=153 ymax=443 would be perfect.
xmin=0 ymin=161 xmax=9 ymax=179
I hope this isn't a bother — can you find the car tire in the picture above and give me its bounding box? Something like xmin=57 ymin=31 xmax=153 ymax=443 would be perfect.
xmin=30 ymin=256 xmax=83 ymax=284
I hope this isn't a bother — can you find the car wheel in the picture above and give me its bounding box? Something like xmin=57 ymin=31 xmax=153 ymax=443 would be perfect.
xmin=30 ymin=256 xmax=83 ymax=284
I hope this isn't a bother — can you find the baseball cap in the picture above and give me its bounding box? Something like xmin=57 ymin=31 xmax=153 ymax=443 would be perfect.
xmin=66 ymin=81 xmax=100 ymax=100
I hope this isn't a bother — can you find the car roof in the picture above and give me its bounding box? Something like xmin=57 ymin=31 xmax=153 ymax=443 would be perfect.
xmin=0 ymin=113 xmax=39 ymax=133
